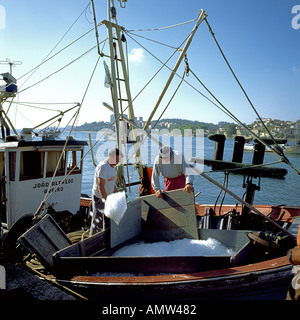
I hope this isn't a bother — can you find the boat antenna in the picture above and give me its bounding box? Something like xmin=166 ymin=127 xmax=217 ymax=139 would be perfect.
xmin=117 ymin=0 xmax=127 ymax=9
xmin=108 ymin=0 xmax=127 ymax=23
xmin=0 ymin=58 xmax=22 ymax=75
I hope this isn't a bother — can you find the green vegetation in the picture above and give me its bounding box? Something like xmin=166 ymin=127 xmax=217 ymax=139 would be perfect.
xmin=74 ymin=117 xmax=299 ymax=139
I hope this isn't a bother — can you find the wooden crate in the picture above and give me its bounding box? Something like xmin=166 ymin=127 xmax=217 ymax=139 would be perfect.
xmin=18 ymin=214 xmax=72 ymax=271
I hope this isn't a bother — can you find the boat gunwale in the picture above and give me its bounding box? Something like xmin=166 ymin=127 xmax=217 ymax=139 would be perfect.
xmin=49 ymin=255 xmax=292 ymax=286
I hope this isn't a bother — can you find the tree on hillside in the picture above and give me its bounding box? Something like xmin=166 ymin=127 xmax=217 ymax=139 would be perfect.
xmin=225 ymin=123 xmax=236 ymax=137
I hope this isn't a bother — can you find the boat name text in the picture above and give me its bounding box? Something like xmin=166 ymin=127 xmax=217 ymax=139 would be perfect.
xmin=32 ymin=178 xmax=74 ymax=194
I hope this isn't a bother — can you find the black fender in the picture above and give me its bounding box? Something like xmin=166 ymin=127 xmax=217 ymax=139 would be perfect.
xmin=2 ymin=213 xmax=34 ymax=262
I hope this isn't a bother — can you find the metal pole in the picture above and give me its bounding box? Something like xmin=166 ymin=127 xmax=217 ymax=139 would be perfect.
xmin=106 ymin=22 xmax=121 ymax=148
xmin=90 ymin=0 xmax=101 ymax=56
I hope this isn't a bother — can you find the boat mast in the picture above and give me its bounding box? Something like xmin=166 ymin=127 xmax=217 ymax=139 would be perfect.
xmin=104 ymin=0 xmax=140 ymax=161
xmin=143 ymin=10 xmax=207 ymax=131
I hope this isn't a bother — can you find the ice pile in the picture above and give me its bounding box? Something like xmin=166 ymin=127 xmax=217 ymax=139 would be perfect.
xmin=112 ymin=237 xmax=234 ymax=257
xmin=104 ymin=191 xmax=127 ymax=225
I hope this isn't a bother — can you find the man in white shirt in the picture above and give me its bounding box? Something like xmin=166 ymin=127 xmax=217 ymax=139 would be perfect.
xmin=151 ymin=146 xmax=194 ymax=198
xmin=90 ymin=148 xmax=123 ymax=235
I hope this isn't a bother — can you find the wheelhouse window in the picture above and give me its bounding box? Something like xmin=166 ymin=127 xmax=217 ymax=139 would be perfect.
xmin=46 ymin=151 xmax=65 ymax=177
xmin=9 ymin=152 xmax=16 ymax=181
xmin=17 ymin=148 xmax=83 ymax=180
xmin=45 ymin=149 xmax=82 ymax=177
xmin=20 ymin=151 xmax=43 ymax=180
xmin=66 ymin=150 xmax=82 ymax=174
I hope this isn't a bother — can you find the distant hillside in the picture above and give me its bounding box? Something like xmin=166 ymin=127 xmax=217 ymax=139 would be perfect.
xmin=156 ymin=118 xmax=229 ymax=131
xmin=75 ymin=118 xmax=226 ymax=132
xmin=75 ymin=121 xmax=110 ymax=132
xmin=74 ymin=117 xmax=299 ymax=139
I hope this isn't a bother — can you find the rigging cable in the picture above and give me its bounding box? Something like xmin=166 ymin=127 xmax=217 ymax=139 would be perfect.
xmin=16 ymin=22 xmax=104 ymax=86
xmin=188 ymin=68 xmax=272 ymax=150
xmin=125 ymin=28 xmax=241 ymax=122
xmin=19 ymin=2 xmax=92 ymax=90
xmin=18 ymin=45 xmax=97 ymax=94
xmin=218 ymin=172 xmax=229 ymax=216
xmin=127 ymin=17 xmax=198 ymax=32
xmin=126 ymin=31 xmax=180 ymax=51
xmin=204 ymin=18 xmax=278 ymax=146
xmin=124 ymin=26 xmax=300 ymax=174
xmin=188 ymin=67 xmax=299 ymax=174
xmin=33 ymin=56 xmax=101 ymax=220
xmin=125 ymin=22 xmax=296 ymax=174
xmin=126 ymin=15 xmax=297 ymax=174
xmin=213 ymin=172 xmax=229 ymax=216
xmin=204 ymin=18 xmax=300 ymax=175
xmin=122 ymin=28 xmax=240 ymax=164
xmin=152 ymin=71 xmax=186 ymax=129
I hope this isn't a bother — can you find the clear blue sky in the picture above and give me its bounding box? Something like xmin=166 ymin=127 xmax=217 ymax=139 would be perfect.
xmin=0 ymin=0 xmax=299 ymax=129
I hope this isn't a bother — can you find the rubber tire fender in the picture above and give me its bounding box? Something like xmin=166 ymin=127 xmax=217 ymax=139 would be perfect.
xmin=2 ymin=213 xmax=34 ymax=262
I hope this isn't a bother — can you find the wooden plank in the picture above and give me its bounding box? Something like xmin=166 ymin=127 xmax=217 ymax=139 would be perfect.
xmin=142 ymin=188 xmax=195 ymax=210
xmin=80 ymin=197 xmax=92 ymax=207
xmin=54 ymin=229 xmax=110 ymax=259
xmin=141 ymin=190 xmax=199 ymax=242
xmin=195 ymin=158 xmax=288 ymax=177
xmin=143 ymin=205 xmax=197 ymax=230
xmin=39 ymin=218 xmax=72 ymax=249
xmin=198 ymin=229 xmax=250 ymax=253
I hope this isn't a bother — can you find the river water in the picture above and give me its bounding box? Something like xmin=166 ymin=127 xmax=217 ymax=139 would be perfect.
xmin=74 ymin=131 xmax=300 ymax=207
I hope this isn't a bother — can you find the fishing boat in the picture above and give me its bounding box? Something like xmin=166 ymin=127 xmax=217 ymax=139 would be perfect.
xmin=244 ymin=138 xmax=300 ymax=155
xmin=284 ymin=144 xmax=300 ymax=155
xmin=244 ymin=138 xmax=287 ymax=152
xmin=1 ymin=0 xmax=300 ymax=301
xmin=32 ymin=198 xmax=296 ymax=301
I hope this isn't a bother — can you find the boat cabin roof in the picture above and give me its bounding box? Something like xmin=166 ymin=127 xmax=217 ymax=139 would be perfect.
xmin=0 ymin=138 xmax=87 ymax=151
